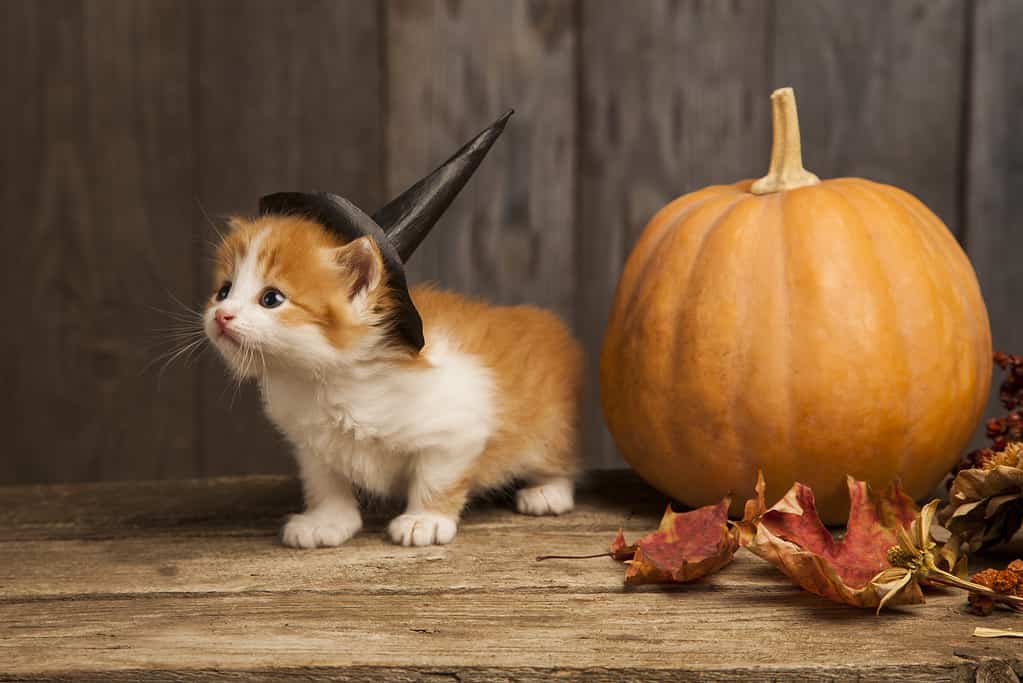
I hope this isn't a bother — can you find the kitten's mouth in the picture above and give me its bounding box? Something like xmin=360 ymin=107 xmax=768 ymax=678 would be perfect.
xmin=218 ymin=329 xmax=241 ymax=347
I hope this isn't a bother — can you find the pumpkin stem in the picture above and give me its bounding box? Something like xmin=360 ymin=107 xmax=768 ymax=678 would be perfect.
xmin=751 ymin=87 xmax=820 ymax=195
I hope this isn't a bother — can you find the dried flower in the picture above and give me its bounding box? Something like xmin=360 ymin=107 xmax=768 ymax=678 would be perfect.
xmin=968 ymin=560 xmax=1023 ymax=615
xmin=882 ymin=501 xmax=1023 ymax=613
xmin=940 ymin=441 xmax=1023 ymax=554
xmin=942 ymin=351 xmax=1023 ymax=553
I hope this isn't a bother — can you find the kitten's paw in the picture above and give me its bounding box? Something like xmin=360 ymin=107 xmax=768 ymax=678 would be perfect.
xmin=281 ymin=510 xmax=362 ymax=549
xmin=516 ymin=478 xmax=575 ymax=516
xmin=388 ymin=512 xmax=458 ymax=547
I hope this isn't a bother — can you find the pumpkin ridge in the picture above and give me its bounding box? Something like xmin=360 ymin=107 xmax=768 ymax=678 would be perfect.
xmin=874 ymin=183 xmax=992 ymax=437
xmin=672 ymin=195 xmax=772 ymax=493
xmin=881 ymin=183 xmax=989 ymax=361
xmin=618 ymin=193 xmax=750 ymax=356
xmin=856 ymin=180 xmax=986 ymax=492
xmin=728 ymin=195 xmax=779 ymax=494
xmin=620 ymin=191 xmax=743 ymax=339
xmin=855 ymin=182 xmax=962 ymax=365
xmin=819 ymin=182 xmax=915 ymax=485
xmin=654 ymin=194 xmax=753 ymax=495
xmin=777 ymin=190 xmax=798 ymax=497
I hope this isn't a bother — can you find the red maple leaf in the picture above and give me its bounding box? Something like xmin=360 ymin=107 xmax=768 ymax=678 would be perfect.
xmin=611 ymin=499 xmax=737 ymax=585
xmin=743 ymin=476 xmax=925 ymax=608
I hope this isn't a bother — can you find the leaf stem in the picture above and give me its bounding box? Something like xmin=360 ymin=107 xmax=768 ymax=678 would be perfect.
xmin=535 ymin=552 xmax=612 ymax=562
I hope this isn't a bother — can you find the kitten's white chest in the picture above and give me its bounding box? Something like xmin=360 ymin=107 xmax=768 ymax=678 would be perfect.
xmin=258 ymin=338 xmax=497 ymax=496
xmin=259 ymin=370 xmax=402 ymax=495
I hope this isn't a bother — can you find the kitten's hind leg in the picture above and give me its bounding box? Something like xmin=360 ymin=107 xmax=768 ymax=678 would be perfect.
xmin=515 ymin=477 xmax=575 ymax=516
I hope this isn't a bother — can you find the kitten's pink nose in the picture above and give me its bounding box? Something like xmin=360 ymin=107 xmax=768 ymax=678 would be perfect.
xmin=215 ymin=310 xmax=235 ymax=332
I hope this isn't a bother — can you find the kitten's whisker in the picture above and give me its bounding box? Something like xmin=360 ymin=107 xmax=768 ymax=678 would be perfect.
xmin=258 ymin=348 xmax=268 ymax=382
xmin=182 ymin=337 xmax=209 ymax=366
xmin=150 ymin=327 xmax=205 ymax=339
xmin=228 ymin=341 xmax=254 ymax=408
xmin=145 ymin=331 xmax=206 ymax=351
xmin=156 ymin=339 xmax=206 ymax=389
xmin=143 ymin=336 xmax=207 ymax=380
xmin=164 ymin=292 xmax=205 ymax=318
xmin=149 ymin=303 xmax=201 ymax=319
xmin=196 ymin=198 xmax=227 ymax=243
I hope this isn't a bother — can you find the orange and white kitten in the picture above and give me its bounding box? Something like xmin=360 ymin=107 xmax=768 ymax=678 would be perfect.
xmin=204 ymin=214 xmax=582 ymax=547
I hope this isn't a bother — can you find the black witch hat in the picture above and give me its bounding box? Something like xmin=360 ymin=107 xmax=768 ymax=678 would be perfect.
xmin=259 ymin=111 xmax=512 ymax=352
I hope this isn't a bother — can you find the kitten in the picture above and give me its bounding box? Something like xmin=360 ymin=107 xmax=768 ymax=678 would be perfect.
xmin=203 ymin=214 xmax=582 ymax=547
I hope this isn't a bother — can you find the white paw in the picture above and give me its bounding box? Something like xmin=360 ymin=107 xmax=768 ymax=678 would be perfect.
xmin=281 ymin=510 xmax=362 ymax=549
xmin=388 ymin=512 xmax=458 ymax=547
xmin=516 ymin=478 xmax=575 ymax=516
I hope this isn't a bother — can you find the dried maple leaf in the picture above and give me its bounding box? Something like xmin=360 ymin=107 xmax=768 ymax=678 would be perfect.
xmin=732 ymin=470 xmax=767 ymax=547
xmin=611 ymin=499 xmax=737 ymax=586
xmin=743 ymin=476 xmax=926 ymax=609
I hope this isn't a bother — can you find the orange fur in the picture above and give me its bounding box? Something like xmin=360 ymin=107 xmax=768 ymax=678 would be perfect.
xmin=412 ymin=286 xmax=584 ymax=496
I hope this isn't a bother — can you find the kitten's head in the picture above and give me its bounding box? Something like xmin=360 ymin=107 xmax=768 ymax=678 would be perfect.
xmin=204 ymin=215 xmax=395 ymax=376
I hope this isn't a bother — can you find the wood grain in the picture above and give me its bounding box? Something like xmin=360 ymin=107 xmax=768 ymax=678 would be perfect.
xmin=576 ymin=0 xmax=772 ymax=468
xmin=1 ymin=472 xmax=1021 ymax=680
xmin=1 ymin=589 xmax=1017 ymax=681
xmin=386 ymin=0 xmax=576 ymax=319
xmin=967 ymin=0 xmax=1023 ymax=368
xmin=0 ymin=0 xmax=197 ymax=484
xmin=771 ymin=0 xmax=968 ymax=238
xmin=194 ymin=0 xmax=383 ymax=477
xmin=0 ymin=470 xmax=658 ymax=541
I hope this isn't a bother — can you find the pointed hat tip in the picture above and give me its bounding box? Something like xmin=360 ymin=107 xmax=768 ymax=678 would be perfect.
xmin=468 ymin=109 xmax=513 ymax=146
xmin=374 ymin=110 xmax=513 ymax=263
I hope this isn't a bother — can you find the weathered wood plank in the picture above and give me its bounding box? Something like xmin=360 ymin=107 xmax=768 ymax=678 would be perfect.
xmin=0 ymin=532 xmax=778 ymax=600
xmin=577 ymin=0 xmax=772 ymax=468
xmin=0 ymin=0 xmax=197 ymax=484
xmin=772 ymin=0 xmax=967 ymax=237
xmin=2 ymin=472 xmax=1022 ymax=680
xmin=0 ymin=471 xmax=659 ymax=541
xmin=195 ymin=0 xmax=383 ymax=477
xmin=0 ymin=588 xmax=1017 ymax=680
xmin=386 ymin=0 xmax=576 ymax=318
xmin=967 ymin=0 xmax=1023 ymax=439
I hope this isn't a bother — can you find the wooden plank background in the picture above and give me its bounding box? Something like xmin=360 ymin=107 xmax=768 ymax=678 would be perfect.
xmin=1 ymin=0 xmax=1019 ymax=484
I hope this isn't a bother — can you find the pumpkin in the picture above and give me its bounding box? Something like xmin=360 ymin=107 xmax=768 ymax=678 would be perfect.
xmin=600 ymin=87 xmax=992 ymax=524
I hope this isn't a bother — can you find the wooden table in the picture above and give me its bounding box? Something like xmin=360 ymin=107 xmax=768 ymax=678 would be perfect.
xmin=2 ymin=471 xmax=1021 ymax=681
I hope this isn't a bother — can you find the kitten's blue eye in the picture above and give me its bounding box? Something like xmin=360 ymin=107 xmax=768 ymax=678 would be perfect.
xmin=216 ymin=282 xmax=231 ymax=301
xmin=260 ymin=288 xmax=286 ymax=308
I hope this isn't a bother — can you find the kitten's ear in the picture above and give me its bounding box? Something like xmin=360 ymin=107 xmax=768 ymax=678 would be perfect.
xmin=331 ymin=236 xmax=383 ymax=299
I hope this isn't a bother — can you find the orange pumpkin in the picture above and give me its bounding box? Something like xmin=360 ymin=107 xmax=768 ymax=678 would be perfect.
xmin=600 ymin=87 xmax=992 ymax=523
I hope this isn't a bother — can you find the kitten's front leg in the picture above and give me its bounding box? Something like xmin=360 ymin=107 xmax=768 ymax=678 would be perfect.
xmin=282 ymin=447 xmax=362 ymax=549
xmin=387 ymin=447 xmax=477 ymax=547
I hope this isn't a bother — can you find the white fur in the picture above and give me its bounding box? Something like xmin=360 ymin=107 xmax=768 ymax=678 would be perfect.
xmin=261 ymin=334 xmax=496 ymax=499
xmin=206 ymin=234 xmax=499 ymax=547
xmin=388 ymin=512 xmax=458 ymax=546
xmin=516 ymin=477 xmax=575 ymax=516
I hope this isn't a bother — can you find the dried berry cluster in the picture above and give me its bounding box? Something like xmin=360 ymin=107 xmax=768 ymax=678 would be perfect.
xmin=969 ymin=560 xmax=1023 ymax=615
xmin=963 ymin=352 xmax=1023 ymax=470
